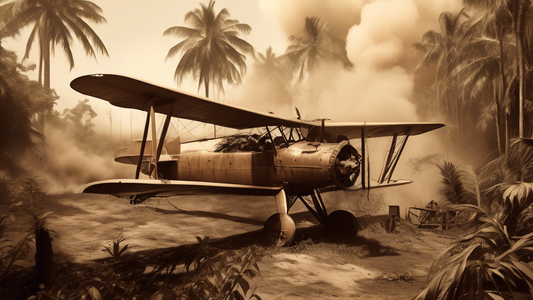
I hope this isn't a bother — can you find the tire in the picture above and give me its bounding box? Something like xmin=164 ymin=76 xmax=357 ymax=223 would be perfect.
xmin=325 ymin=210 xmax=358 ymax=240
xmin=263 ymin=213 xmax=296 ymax=247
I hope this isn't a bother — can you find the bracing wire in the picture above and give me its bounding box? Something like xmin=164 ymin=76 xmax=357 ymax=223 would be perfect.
xmin=178 ymin=119 xmax=210 ymax=152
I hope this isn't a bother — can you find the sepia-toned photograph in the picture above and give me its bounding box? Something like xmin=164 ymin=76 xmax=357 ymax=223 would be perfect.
xmin=1 ymin=0 xmax=532 ymax=299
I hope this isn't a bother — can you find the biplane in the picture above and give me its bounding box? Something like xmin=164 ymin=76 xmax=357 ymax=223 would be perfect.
xmin=70 ymin=74 xmax=444 ymax=246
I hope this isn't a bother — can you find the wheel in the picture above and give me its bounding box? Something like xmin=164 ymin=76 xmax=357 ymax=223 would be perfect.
xmin=325 ymin=210 xmax=358 ymax=240
xmin=263 ymin=213 xmax=296 ymax=247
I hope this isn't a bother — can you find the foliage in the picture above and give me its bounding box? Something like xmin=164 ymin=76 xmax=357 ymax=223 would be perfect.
xmin=285 ymin=16 xmax=351 ymax=82
xmin=413 ymin=9 xmax=470 ymax=125
xmin=246 ymin=46 xmax=293 ymax=107
xmin=0 ymin=176 xmax=46 ymax=206
xmin=436 ymin=139 xmax=533 ymax=212
xmin=479 ymin=139 xmax=533 ymax=208
xmin=0 ymin=204 xmax=32 ymax=282
xmin=415 ymin=204 xmax=533 ymax=299
xmin=0 ymin=232 xmax=262 ymax=300
xmin=407 ymin=153 xmax=443 ymax=175
xmin=47 ymin=99 xmax=100 ymax=149
xmin=414 ymin=2 xmax=533 ymax=158
xmin=215 ymin=134 xmax=265 ymax=153
xmin=0 ymin=0 xmax=109 ymax=89
xmin=164 ymin=0 xmax=254 ymax=97
xmin=419 ymin=139 xmax=533 ymax=299
xmin=0 ymin=45 xmax=44 ymax=177
xmin=437 ymin=161 xmax=482 ymax=207
xmin=102 ymin=231 xmax=129 ymax=263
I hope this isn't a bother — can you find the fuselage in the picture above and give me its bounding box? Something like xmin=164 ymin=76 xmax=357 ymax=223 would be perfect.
xmin=157 ymin=140 xmax=360 ymax=195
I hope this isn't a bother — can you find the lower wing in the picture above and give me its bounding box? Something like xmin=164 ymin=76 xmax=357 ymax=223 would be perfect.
xmin=82 ymin=179 xmax=282 ymax=197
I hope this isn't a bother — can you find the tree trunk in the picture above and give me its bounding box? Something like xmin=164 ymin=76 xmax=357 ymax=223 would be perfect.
xmin=38 ymin=31 xmax=51 ymax=135
xmin=38 ymin=47 xmax=42 ymax=85
xmin=43 ymin=38 xmax=50 ymax=90
xmin=494 ymin=87 xmax=503 ymax=156
xmin=516 ymin=0 xmax=526 ymax=138
xmin=498 ymin=33 xmax=509 ymax=155
xmin=203 ymin=77 xmax=216 ymax=138
xmin=506 ymin=110 xmax=511 ymax=163
xmin=34 ymin=227 xmax=54 ymax=288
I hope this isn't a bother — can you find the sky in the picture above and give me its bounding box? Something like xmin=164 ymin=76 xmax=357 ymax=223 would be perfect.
xmin=3 ymin=0 xmax=463 ymax=140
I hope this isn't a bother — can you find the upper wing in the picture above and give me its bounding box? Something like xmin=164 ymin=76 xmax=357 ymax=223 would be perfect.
xmin=306 ymin=121 xmax=445 ymax=141
xmin=83 ymin=179 xmax=282 ymax=197
xmin=71 ymin=74 xmax=310 ymax=129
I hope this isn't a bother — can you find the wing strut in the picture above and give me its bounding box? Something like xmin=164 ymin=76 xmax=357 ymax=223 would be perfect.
xmin=156 ymin=102 xmax=175 ymax=162
xmin=361 ymin=126 xmax=366 ymax=189
xmin=150 ymin=104 xmax=158 ymax=179
xmin=135 ymin=111 xmax=151 ymax=179
xmin=380 ymin=134 xmax=398 ymax=183
xmin=378 ymin=131 xmax=410 ymax=184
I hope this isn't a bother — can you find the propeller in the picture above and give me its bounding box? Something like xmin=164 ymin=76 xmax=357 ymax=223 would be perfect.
xmin=295 ymin=107 xmax=301 ymax=120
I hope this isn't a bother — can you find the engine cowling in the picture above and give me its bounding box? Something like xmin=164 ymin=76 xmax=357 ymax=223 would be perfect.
xmin=275 ymin=140 xmax=360 ymax=193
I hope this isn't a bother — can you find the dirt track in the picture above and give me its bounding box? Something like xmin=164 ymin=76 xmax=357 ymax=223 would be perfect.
xmin=3 ymin=192 xmax=454 ymax=299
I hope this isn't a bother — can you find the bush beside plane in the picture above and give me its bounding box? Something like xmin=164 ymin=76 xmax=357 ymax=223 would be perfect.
xmin=70 ymin=74 xmax=444 ymax=246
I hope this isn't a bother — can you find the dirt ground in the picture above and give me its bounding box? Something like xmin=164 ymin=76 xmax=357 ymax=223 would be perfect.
xmin=2 ymin=192 xmax=456 ymax=299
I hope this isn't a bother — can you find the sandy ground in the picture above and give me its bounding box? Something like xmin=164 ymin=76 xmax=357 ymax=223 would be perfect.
xmin=2 ymin=191 xmax=455 ymax=299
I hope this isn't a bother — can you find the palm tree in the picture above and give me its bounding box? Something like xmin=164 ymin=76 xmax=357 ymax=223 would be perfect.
xmin=0 ymin=0 xmax=108 ymax=133
xmin=250 ymin=46 xmax=292 ymax=106
xmin=413 ymin=11 xmax=469 ymax=137
xmin=452 ymin=33 xmax=516 ymax=156
xmin=0 ymin=0 xmax=109 ymax=90
xmin=463 ymin=0 xmax=533 ymax=138
xmin=254 ymin=47 xmax=288 ymax=82
xmin=163 ymin=0 xmax=254 ymax=98
xmin=285 ymin=16 xmax=351 ymax=82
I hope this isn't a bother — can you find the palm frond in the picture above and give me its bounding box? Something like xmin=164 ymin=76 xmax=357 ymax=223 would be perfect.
xmin=437 ymin=161 xmax=477 ymax=205
xmin=164 ymin=0 xmax=253 ymax=95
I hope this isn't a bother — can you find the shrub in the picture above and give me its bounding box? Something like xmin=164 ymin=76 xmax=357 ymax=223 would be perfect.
xmin=16 ymin=235 xmax=262 ymax=300
xmin=415 ymin=204 xmax=533 ymax=299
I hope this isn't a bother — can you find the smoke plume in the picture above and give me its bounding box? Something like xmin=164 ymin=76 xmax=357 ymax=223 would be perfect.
xmin=250 ymin=0 xmax=464 ymax=211
xmin=29 ymin=127 xmax=133 ymax=193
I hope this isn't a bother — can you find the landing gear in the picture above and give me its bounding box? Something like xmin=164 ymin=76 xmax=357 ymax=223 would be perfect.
xmin=264 ymin=189 xmax=359 ymax=246
xmin=263 ymin=213 xmax=296 ymax=247
xmin=325 ymin=210 xmax=358 ymax=240
xmin=263 ymin=189 xmax=296 ymax=247
xmin=296 ymin=190 xmax=359 ymax=241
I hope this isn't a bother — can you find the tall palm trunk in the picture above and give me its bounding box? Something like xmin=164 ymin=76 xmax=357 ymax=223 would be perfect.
xmin=43 ymin=39 xmax=50 ymax=90
xmin=515 ymin=0 xmax=528 ymax=182
xmin=498 ymin=34 xmax=510 ymax=157
xmin=38 ymin=24 xmax=52 ymax=134
xmin=203 ymin=76 xmax=217 ymax=138
xmin=494 ymin=87 xmax=503 ymax=156
xmin=516 ymin=0 xmax=527 ymax=138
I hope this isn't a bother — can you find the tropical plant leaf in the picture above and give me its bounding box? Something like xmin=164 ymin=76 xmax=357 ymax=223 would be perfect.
xmin=87 ymin=286 xmax=102 ymax=300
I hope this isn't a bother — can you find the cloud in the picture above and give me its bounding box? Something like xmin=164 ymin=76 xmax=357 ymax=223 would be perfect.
xmin=293 ymin=63 xmax=418 ymax=122
xmin=345 ymin=0 xmax=463 ymax=70
xmin=258 ymin=0 xmax=366 ymax=38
